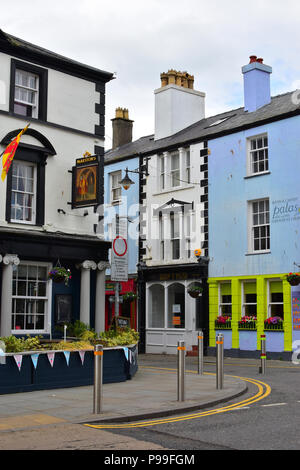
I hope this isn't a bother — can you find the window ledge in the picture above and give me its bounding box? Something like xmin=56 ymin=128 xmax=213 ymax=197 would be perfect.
xmin=153 ymin=185 xmax=195 ymax=196
xmin=245 ymin=250 xmax=271 ymax=256
xmin=244 ymin=171 xmax=271 ymax=179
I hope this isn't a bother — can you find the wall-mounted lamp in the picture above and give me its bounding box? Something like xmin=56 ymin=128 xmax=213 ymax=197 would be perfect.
xmin=120 ymin=157 xmax=150 ymax=191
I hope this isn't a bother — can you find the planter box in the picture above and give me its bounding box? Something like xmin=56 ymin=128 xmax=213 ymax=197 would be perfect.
xmin=238 ymin=321 xmax=257 ymax=331
xmin=215 ymin=321 xmax=232 ymax=330
xmin=0 ymin=345 xmax=138 ymax=395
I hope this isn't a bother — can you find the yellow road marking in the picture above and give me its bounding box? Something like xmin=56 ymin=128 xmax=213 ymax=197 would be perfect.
xmin=0 ymin=414 xmax=65 ymax=431
xmin=84 ymin=367 xmax=271 ymax=430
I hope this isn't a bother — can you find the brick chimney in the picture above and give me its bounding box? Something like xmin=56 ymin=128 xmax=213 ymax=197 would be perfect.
xmin=154 ymin=69 xmax=205 ymax=140
xmin=111 ymin=107 xmax=133 ymax=149
xmin=242 ymin=56 xmax=272 ymax=112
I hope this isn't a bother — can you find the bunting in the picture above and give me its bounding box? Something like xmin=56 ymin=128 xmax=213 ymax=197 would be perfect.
xmin=31 ymin=353 xmax=39 ymax=369
xmin=14 ymin=354 xmax=23 ymax=371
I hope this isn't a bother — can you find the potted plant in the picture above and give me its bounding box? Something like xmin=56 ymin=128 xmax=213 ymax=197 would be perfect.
xmin=122 ymin=292 xmax=137 ymax=302
xmin=286 ymin=273 xmax=300 ymax=286
xmin=48 ymin=266 xmax=72 ymax=286
xmin=187 ymin=285 xmax=203 ymax=298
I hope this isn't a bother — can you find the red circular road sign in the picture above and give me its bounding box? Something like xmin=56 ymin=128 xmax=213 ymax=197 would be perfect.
xmin=112 ymin=236 xmax=128 ymax=257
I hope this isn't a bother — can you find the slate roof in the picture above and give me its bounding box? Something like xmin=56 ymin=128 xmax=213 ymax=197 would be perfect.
xmin=105 ymin=90 xmax=300 ymax=163
xmin=0 ymin=29 xmax=114 ymax=83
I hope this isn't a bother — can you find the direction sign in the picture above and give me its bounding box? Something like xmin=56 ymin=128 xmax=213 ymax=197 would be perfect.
xmin=111 ymin=235 xmax=128 ymax=282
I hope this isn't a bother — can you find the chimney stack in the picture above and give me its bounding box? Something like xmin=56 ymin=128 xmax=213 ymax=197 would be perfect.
xmin=242 ymin=56 xmax=272 ymax=112
xmin=111 ymin=107 xmax=133 ymax=149
xmin=155 ymin=69 xmax=205 ymax=140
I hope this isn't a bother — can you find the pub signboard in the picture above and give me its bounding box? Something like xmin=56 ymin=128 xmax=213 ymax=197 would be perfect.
xmin=72 ymin=153 xmax=100 ymax=208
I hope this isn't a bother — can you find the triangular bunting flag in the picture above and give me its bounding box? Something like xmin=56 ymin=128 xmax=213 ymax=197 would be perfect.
xmin=47 ymin=352 xmax=55 ymax=367
xmin=63 ymin=351 xmax=70 ymax=366
xmin=123 ymin=347 xmax=129 ymax=361
xmin=14 ymin=354 xmax=23 ymax=371
xmin=31 ymin=353 xmax=39 ymax=369
xmin=79 ymin=350 xmax=85 ymax=365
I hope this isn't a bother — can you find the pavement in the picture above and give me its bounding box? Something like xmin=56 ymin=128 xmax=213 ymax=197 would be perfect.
xmin=0 ymin=354 xmax=248 ymax=431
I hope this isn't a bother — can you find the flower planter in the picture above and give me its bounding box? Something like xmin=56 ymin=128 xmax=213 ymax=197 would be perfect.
xmin=238 ymin=321 xmax=257 ymax=331
xmin=288 ymin=280 xmax=300 ymax=286
xmin=0 ymin=344 xmax=138 ymax=395
xmin=215 ymin=320 xmax=232 ymax=330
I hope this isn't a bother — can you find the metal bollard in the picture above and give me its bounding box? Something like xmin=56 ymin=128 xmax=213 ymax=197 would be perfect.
xmin=177 ymin=340 xmax=186 ymax=402
xmin=198 ymin=330 xmax=204 ymax=375
xmin=216 ymin=334 xmax=224 ymax=390
xmin=260 ymin=335 xmax=266 ymax=375
xmin=93 ymin=344 xmax=103 ymax=414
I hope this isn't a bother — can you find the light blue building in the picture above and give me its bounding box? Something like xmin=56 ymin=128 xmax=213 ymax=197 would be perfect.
xmin=207 ymin=56 xmax=300 ymax=358
xmin=103 ymin=108 xmax=140 ymax=330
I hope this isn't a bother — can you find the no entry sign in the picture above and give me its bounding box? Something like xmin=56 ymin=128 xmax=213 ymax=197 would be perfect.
xmin=111 ymin=236 xmax=128 ymax=281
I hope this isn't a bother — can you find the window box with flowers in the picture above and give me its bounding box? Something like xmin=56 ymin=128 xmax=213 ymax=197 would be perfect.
xmin=286 ymin=273 xmax=300 ymax=286
xmin=215 ymin=316 xmax=231 ymax=330
xmin=264 ymin=316 xmax=284 ymax=331
xmin=238 ymin=316 xmax=257 ymax=330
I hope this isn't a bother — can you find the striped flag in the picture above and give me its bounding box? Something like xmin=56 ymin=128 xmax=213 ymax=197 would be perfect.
xmin=1 ymin=123 xmax=30 ymax=181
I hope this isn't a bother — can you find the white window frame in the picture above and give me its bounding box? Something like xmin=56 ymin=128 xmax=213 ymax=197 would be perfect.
xmin=159 ymin=155 xmax=165 ymax=191
xmin=11 ymin=160 xmax=37 ymax=225
xmin=247 ymin=133 xmax=269 ymax=177
xmin=159 ymin=213 xmax=165 ymax=260
xmin=248 ymin=198 xmax=270 ymax=253
xmin=110 ymin=170 xmax=122 ymax=204
xmin=218 ymin=283 xmax=232 ymax=317
xmin=186 ymin=149 xmax=191 ymax=184
xmin=11 ymin=261 xmax=52 ymax=335
xmin=241 ymin=281 xmax=257 ymax=317
xmin=170 ymin=212 xmax=180 ymax=260
xmin=267 ymin=280 xmax=284 ymax=319
xmin=170 ymin=152 xmax=180 ymax=188
xmin=14 ymin=69 xmax=39 ymax=119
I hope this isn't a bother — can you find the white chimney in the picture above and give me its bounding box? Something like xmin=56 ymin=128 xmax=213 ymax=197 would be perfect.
xmin=154 ymin=70 xmax=205 ymax=141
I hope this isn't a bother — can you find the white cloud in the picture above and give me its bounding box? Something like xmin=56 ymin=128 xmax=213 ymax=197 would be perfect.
xmin=2 ymin=0 xmax=300 ymax=146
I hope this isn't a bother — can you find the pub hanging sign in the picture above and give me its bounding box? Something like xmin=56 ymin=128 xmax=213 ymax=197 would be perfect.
xmin=72 ymin=153 xmax=100 ymax=209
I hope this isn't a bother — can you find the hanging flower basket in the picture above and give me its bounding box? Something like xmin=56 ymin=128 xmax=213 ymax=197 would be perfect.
xmin=286 ymin=273 xmax=300 ymax=286
xmin=187 ymin=285 xmax=203 ymax=298
xmin=48 ymin=267 xmax=72 ymax=286
xmin=122 ymin=292 xmax=137 ymax=302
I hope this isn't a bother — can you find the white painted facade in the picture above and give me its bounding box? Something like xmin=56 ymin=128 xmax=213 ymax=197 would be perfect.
xmin=141 ymin=141 xmax=206 ymax=354
xmin=0 ymin=34 xmax=112 ymax=338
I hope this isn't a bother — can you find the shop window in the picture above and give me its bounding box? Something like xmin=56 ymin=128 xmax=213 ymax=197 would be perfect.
xmin=219 ymin=283 xmax=232 ymax=317
xmin=148 ymin=284 xmax=164 ymax=328
xmin=168 ymin=283 xmax=185 ymax=329
xmin=268 ymin=281 xmax=284 ymax=319
xmin=242 ymin=281 xmax=257 ymax=316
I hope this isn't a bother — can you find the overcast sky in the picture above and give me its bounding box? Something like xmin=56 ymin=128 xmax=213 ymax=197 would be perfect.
xmin=2 ymin=0 xmax=300 ymax=148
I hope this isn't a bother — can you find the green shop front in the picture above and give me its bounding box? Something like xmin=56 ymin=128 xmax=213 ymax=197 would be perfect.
xmin=208 ymin=274 xmax=297 ymax=360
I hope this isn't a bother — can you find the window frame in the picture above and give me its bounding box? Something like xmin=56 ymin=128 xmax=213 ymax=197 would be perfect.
xmin=10 ymin=160 xmax=37 ymax=225
xmin=248 ymin=198 xmax=270 ymax=254
xmin=110 ymin=170 xmax=122 ymax=205
xmin=267 ymin=280 xmax=284 ymax=319
xmin=170 ymin=211 xmax=180 ymax=260
xmin=10 ymin=59 xmax=48 ymax=121
xmin=247 ymin=133 xmax=269 ymax=177
xmin=218 ymin=283 xmax=232 ymax=318
xmin=6 ymin=149 xmax=46 ymax=226
xmin=11 ymin=261 xmax=52 ymax=335
xmin=242 ymin=281 xmax=257 ymax=317
xmin=170 ymin=151 xmax=180 ymax=188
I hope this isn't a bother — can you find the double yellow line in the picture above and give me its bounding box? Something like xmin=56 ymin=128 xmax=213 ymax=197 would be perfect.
xmin=84 ymin=368 xmax=271 ymax=430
